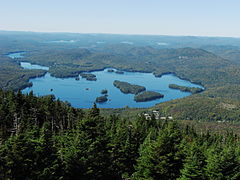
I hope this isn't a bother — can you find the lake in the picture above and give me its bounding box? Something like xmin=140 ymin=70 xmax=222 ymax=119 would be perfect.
xmin=6 ymin=51 xmax=25 ymax=59
xmin=20 ymin=62 xmax=49 ymax=70
xmin=7 ymin=52 xmax=204 ymax=108
xmin=6 ymin=52 xmax=49 ymax=70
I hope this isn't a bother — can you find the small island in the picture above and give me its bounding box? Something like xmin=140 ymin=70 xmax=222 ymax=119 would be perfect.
xmin=169 ymin=84 xmax=204 ymax=94
xmin=101 ymin=89 xmax=108 ymax=94
xmin=113 ymin=80 xmax=146 ymax=94
xmin=80 ymin=73 xmax=97 ymax=81
xmin=95 ymin=95 xmax=108 ymax=103
xmin=107 ymin=69 xmax=115 ymax=72
xmin=115 ymin=71 xmax=124 ymax=74
xmin=134 ymin=91 xmax=164 ymax=102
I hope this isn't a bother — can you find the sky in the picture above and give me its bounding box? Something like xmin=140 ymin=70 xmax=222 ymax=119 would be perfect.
xmin=0 ymin=0 xmax=240 ymax=37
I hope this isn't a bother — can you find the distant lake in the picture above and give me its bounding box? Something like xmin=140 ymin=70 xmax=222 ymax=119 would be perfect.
xmin=47 ymin=40 xmax=77 ymax=43
xmin=7 ymin=52 xmax=204 ymax=108
xmin=20 ymin=62 xmax=49 ymax=70
xmin=6 ymin=52 xmax=49 ymax=70
xmin=6 ymin=51 xmax=25 ymax=59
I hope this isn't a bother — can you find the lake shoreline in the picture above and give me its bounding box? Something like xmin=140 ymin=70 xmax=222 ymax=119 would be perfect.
xmin=6 ymin=51 xmax=205 ymax=108
xmin=6 ymin=51 xmax=205 ymax=89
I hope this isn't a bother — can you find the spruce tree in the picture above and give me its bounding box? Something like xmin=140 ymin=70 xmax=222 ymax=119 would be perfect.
xmin=178 ymin=141 xmax=206 ymax=180
xmin=73 ymin=104 xmax=110 ymax=179
xmin=134 ymin=122 xmax=184 ymax=180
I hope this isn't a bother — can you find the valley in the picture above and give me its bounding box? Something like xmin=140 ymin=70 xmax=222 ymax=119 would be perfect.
xmin=1 ymin=31 xmax=240 ymax=115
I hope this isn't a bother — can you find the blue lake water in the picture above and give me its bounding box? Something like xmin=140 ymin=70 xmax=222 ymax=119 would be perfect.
xmin=21 ymin=70 xmax=203 ymax=108
xmin=7 ymin=52 xmax=204 ymax=108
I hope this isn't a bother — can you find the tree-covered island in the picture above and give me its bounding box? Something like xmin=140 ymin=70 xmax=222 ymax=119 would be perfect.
xmin=80 ymin=73 xmax=97 ymax=81
xmin=95 ymin=95 xmax=108 ymax=103
xmin=113 ymin=80 xmax=146 ymax=94
xmin=107 ymin=69 xmax=115 ymax=72
xmin=101 ymin=89 xmax=108 ymax=94
xmin=169 ymin=84 xmax=204 ymax=94
xmin=134 ymin=91 xmax=164 ymax=102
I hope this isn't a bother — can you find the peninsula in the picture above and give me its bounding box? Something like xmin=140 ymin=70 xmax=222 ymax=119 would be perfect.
xmin=169 ymin=84 xmax=204 ymax=94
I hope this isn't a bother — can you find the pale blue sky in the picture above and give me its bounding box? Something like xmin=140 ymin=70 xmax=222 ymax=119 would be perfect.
xmin=0 ymin=0 xmax=240 ymax=37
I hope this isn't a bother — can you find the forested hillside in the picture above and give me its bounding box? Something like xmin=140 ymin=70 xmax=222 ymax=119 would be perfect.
xmin=18 ymin=45 xmax=240 ymax=100
xmin=0 ymin=55 xmax=46 ymax=90
xmin=2 ymin=32 xmax=240 ymax=100
xmin=0 ymin=90 xmax=240 ymax=179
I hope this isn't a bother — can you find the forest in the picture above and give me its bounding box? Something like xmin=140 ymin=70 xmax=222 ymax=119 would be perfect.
xmin=0 ymin=90 xmax=240 ymax=180
xmin=134 ymin=91 xmax=164 ymax=102
xmin=169 ymin=84 xmax=204 ymax=94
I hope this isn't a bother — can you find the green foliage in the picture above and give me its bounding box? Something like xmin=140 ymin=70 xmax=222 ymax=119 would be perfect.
xmin=0 ymin=126 xmax=59 ymax=179
xmin=178 ymin=141 xmax=206 ymax=180
xmin=169 ymin=84 xmax=204 ymax=94
xmin=101 ymin=89 xmax=108 ymax=94
xmin=134 ymin=122 xmax=184 ymax=180
xmin=95 ymin=95 xmax=108 ymax=103
xmin=0 ymin=90 xmax=83 ymax=139
xmin=205 ymin=145 xmax=240 ymax=180
xmin=0 ymin=91 xmax=240 ymax=179
xmin=113 ymin=80 xmax=146 ymax=94
xmin=0 ymin=55 xmax=46 ymax=91
xmin=154 ymin=96 xmax=240 ymax=122
xmin=134 ymin=91 xmax=164 ymax=102
xmin=80 ymin=73 xmax=97 ymax=81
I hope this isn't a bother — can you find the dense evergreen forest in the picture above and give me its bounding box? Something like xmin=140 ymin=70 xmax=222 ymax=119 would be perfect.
xmin=168 ymin=84 xmax=204 ymax=94
xmin=0 ymin=90 xmax=240 ymax=180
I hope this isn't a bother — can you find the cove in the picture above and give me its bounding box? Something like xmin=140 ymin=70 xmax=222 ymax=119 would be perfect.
xmin=7 ymin=52 xmax=204 ymax=108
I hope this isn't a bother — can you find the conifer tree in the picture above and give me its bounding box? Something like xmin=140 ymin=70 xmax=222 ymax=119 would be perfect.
xmin=133 ymin=132 xmax=156 ymax=180
xmin=73 ymin=104 xmax=110 ymax=179
xmin=178 ymin=141 xmax=206 ymax=180
xmin=134 ymin=122 xmax=184 ymax=180
xmin=205 ymin=145 xmax=240 ymax=180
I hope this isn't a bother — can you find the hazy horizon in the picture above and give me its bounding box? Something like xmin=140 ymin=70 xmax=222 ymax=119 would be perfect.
xmin=1 ymin=29 xmax=240 ymax=39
